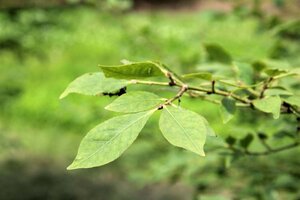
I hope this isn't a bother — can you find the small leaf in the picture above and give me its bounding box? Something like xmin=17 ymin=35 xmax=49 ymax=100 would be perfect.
xmin=68 ymin=110 xmax=155 ymax=170
xmin=202 ymin=116 xmax=216 ymax=137
xmin=204 ymin=43 xmax=232 ymax=64
xmin=159 ymin=106 xmax=207 ymax=156
xmin=219 ymin=97 xmax=236 ymax=124
xmin=282 ymin=95 xmax=300 ymax=107
xmin=265 ymin=87 xmax=293 ymax=96
xmin=233 ymin=62 xmax=254 ymax=85
xmin=239 ymin=134 xmax=254 ymax=149
xmin=99 ymin=61 xmax=164 ymax=79
xmin=105 ymin=91 xmax=165 ymax=113
xmin=265 ymin=68 xmax=288 ymax=76
xmin=225 ymin=136 xmax=236 ymax=146
xmin=253 ymin=96 xmax=282 ymax=119
xmin=60 ymin=72 xmax=128 ymax=99
xmin=182 ymin=72 xmax=213 ymax=81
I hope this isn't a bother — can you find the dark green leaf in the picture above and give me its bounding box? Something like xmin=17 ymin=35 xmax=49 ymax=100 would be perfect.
xmin=204 ymin=43 xmax=232 ymax=64
xmin=219 ymin=97 xmax=236 ymax=124
xmin=239 ymin=134 xmax=254 ymax=149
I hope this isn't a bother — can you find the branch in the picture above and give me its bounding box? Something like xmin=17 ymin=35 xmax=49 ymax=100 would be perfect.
xmin=229 ymin=142 xmax=299 ymax=156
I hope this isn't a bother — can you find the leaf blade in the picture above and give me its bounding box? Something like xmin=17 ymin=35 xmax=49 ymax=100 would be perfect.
xmin=60 ymin=72 xmax=128 ymax=99
xmin=159 ymin=106 xmax=207 ymax=156
xmin=68 ymin=110 xmax=154 ymax=169
xmin=253 ymin=96 xmax=282 ymax=119
xmin=99 ymin=61 xmax=164 ymax=79
xmin=105 ymin=91 xmax=165 ymax=113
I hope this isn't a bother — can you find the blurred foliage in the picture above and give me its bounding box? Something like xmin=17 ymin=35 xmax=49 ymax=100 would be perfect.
xmin=0 ymin=1 xmax=300 ymax=199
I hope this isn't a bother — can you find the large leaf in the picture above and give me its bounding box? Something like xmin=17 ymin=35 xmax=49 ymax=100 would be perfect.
xmin=219 ymin=97 xmax=236 ymax=124
xmin=68 ymin=110 xmax=155 ymax=169
xmin=253 ymin=96 xmax=281 ymax=119
xmin=159 ymin=106 xmax=207 ymax=156
xmin=204 ymin=43 xmax=232 ymax=64
xmin=99 ymin=61 xmax=164 ymax=79
xmin=105 ymin=91 xmax=165 ymax=113
xmin=60 ymin=72 xmax=128 ymax=99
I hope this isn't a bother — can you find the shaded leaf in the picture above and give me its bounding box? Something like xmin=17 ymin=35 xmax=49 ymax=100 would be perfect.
xmin=204 ymin=43 xmax=232 ymax=64
xmin=60 ymin=72 xmax=128 ymax=99
xmin=105 ymin=91 xmax=165 ymax=113
xmin=239 ymin=134 xmax=254 ymax=149
xmin=99 ymin=61 xmax=164 ymax=79
xmin=159 ymin=106 xmax=207 ymax=156
xmin=68 ymin=110 xmax=155 ymax=169
xmin=253 ymin=96 xmax=282 ymax=119
xmin=225 ymin=136 xmax=236 ymax=146
xmin=219 ymin=97 xmax=236 ymax=124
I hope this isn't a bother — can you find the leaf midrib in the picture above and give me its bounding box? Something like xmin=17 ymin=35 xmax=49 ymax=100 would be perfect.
xmin=164 ymin=107 xmax=202 ymax=154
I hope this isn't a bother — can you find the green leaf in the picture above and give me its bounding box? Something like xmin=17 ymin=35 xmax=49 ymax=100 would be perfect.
xmin=233 ymin=62 xmax=254 ymax=85
xmin=68 ymin=110 xmax=155 ymax=170
xmin=105 ymin=91 xmax=165 ymax=113
xmin=204 ymin=43 xmax=232 ymax=64
xmin=182 ymin=72 xmax=213 ymax=81
xmin=282 ymin=95 xmax=300 ymax=107
xmin=60 ymin=72 xmax=128 ymax=99
xmin=265 ymin=68 xmax=288 ymax=76
xmin=239 ymin=134 xmax=254 ymax=149
xmin=265 ymin=87 xmax=293 ymax=96
xmin=99 ymin=61 xmax=164 ymax=79
xmin=253 ymin=96 xmax=282 ymax=119
xmin=219 ymin=97 xmax=236 ymax=124
xmin=159 ymin=106 xmax=207 ymax=156
xmin=202 ymin=116 xmax=216 ymax=137
xmin=225 ymin=136 xmax=236 ymax=146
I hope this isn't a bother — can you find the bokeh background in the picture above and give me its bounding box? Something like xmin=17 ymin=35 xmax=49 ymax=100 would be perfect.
xmin=0 ymin=0 xmax=300 ymax=199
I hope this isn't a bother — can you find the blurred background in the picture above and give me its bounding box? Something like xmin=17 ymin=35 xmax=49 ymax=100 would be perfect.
xmin=0 ymin=0 xmax=300 ymax=199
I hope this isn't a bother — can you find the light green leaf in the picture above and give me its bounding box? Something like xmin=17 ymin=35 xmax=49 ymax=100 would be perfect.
xmin=233 ymin=62 xmax=254 ymax=85
xmin=159 ymin=106 xmax=207 ymax=156
xmin=201 ymin=116 xmax=216 ymax=137
xmin=219 ymin=97 xmax=236 ymax=124
xmin=182 ymin=72 xmax=213 ymax=81
xmin=253 ymin=96 xmax=282 ymax=119
xmin=68 ymin=110 xmax=155 ymax=170
xmin=105 ymin=91 xmax=165 ymax=113
xmin=204 ymin=43 xmax=232 ymax=64
xmin=265 ymin=87 xmax=293 ymax=96
xmin=60 ymin=72 xmax=128 ymax=99
xmin=99 ymin=61 xmax=164 ymax=79
xmin=282 ymin=95 xmax=300 ymax=107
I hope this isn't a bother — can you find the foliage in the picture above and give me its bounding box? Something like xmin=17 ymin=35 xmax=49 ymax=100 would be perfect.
xmin=61 ymin=53 xmax=300 ymax=169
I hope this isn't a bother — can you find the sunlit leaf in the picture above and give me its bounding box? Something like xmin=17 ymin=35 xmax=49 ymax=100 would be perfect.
xmin=253 ymin=96 xmax=282 ymax=119
xmin=99 ymin=61 xmax=164 ymax=79
xmin=68 ymin=110 xmax=155 ymax=169
xmin=105 ymin=91 xmax=165 ymax=113
xmin=59 ymin=72 xmax=128 ymax=99
xmin=159 ymin=106 xmax=207 ymax=156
